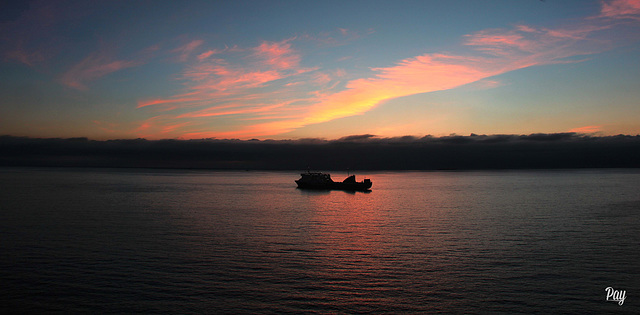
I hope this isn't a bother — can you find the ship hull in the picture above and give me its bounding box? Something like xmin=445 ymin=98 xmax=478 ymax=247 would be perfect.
xmin=295 ymin=180 xmax=372 ymax=191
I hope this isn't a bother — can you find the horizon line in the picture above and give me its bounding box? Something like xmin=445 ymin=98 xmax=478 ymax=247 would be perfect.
xmin=3 ymin=132 xmax=640 ymax=143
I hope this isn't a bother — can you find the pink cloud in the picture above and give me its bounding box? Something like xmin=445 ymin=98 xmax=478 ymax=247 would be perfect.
xmin=173 ymin=40 xmax=204 ymax=62
xmin=600 ymin=0 xmax=640 ymax=19
xmin=197 ymin=50 xmax=216 ymax=60
xmin=184 ymin=61 xmax=285 ymax=92
xmin=463 ymin=26 xmax=586 ymax=57
xmin=133 ymin=39 xmax=317 ymax=137
xmin=59 ymin=52 xmax=140 ymax=90
xmin=138 ymin=40 xmax=312 ymax=114
xmin=252 ymin=39 xmax=300 ymax=70
xmin=0 ymin=1 xmax=75 ymax=67
xmin=516 ymin=25 xmax=538 ymax=33
xmin=4 ymin=41 xmax=45 ymax=66
xmin=465 ymin=31 xmax=526 ymax=52
xmin=311 ymin=72 xmax=332 ymax=85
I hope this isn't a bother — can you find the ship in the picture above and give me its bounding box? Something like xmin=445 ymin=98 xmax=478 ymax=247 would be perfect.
xmin=295 ymin=172 xmax=372 ymax=191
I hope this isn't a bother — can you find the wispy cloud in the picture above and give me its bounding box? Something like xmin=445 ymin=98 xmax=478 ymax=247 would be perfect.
xmin=302 ymin=54 xmax=493 ymax=126
xmin=299 ymin=27 xmax=374 ymax=47
xmin=135 ymin=38 xmax=323 ymax=137
xmin=600 ymin=0 xmax=640 ymax=19
xmin=1 ymin=1 xmax=64 ymax=66
xmin=173 ymin=40 xmax=204 ymax=62
xmin=138 ymin=97 xmax=202 ymax=109
xmin=59 ymin=51 xmax=140 ymax=90
xmin=4 ymin=43 xmax=45 ymax=67
xmin=252 ymin=38 xmax=300 ymax=70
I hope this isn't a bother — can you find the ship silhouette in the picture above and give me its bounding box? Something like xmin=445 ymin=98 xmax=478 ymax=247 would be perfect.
xmin=295 ymin=172 xmax=372 ymax=191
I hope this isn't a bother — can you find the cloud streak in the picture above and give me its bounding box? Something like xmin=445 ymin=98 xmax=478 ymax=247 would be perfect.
xmin=59 ymin=51 xmax=140 ymax=90
xmin=568 ymin=125 xmax=602 ymax=134
xmin=173 ymin=40 xmax=204 ymax=62
xmin=600 ymin=0 xmax=640 ymax=19
xmin=252 ymin=38 xmax=300 ymax=70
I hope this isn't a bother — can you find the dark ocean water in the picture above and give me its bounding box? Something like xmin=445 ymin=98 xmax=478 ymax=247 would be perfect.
xmin=1 ymin=168 xmax=639 ymax=313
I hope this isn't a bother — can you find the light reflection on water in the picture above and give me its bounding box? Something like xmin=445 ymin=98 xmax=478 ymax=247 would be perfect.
xmin=1 ymin=168 xmax=639 ymax=313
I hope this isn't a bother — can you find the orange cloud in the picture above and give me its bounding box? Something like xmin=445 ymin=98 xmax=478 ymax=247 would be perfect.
xmin=137 ymin=97 xmax=202 ymax=108
xmin=134 ymin=115 xmax=190 ymax=139
xmin=180 ymin=119 xmax=305 ymax=140
xmin=569 ymin=125 xmax=602 ymax=134
xmin=302 ymin=54 xmax=492 ymax=125
xmin=161 ymin=122 xmax=194 ymax=134
xmin=177 ymin=103 xmax=283 ymax=118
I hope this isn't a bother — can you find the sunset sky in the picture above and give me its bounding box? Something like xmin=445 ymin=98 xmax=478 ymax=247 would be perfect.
xmin=1 ymin=0 xmax=639 ymax=140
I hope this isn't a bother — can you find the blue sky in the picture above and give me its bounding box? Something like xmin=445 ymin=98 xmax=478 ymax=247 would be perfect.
xmin=1 ymin=0 xmax=639 ymax=139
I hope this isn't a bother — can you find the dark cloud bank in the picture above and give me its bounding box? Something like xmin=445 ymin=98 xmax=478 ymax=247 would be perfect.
xmin=1 ymin=133 xmax=639 ymax=170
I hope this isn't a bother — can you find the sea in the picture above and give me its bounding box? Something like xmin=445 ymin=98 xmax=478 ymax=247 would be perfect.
xmin=1 ymin=167 xmax=639 ymax=314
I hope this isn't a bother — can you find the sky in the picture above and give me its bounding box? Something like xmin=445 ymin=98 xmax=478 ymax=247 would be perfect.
xmin=1 ymin=0 xmax=639 ymax=140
